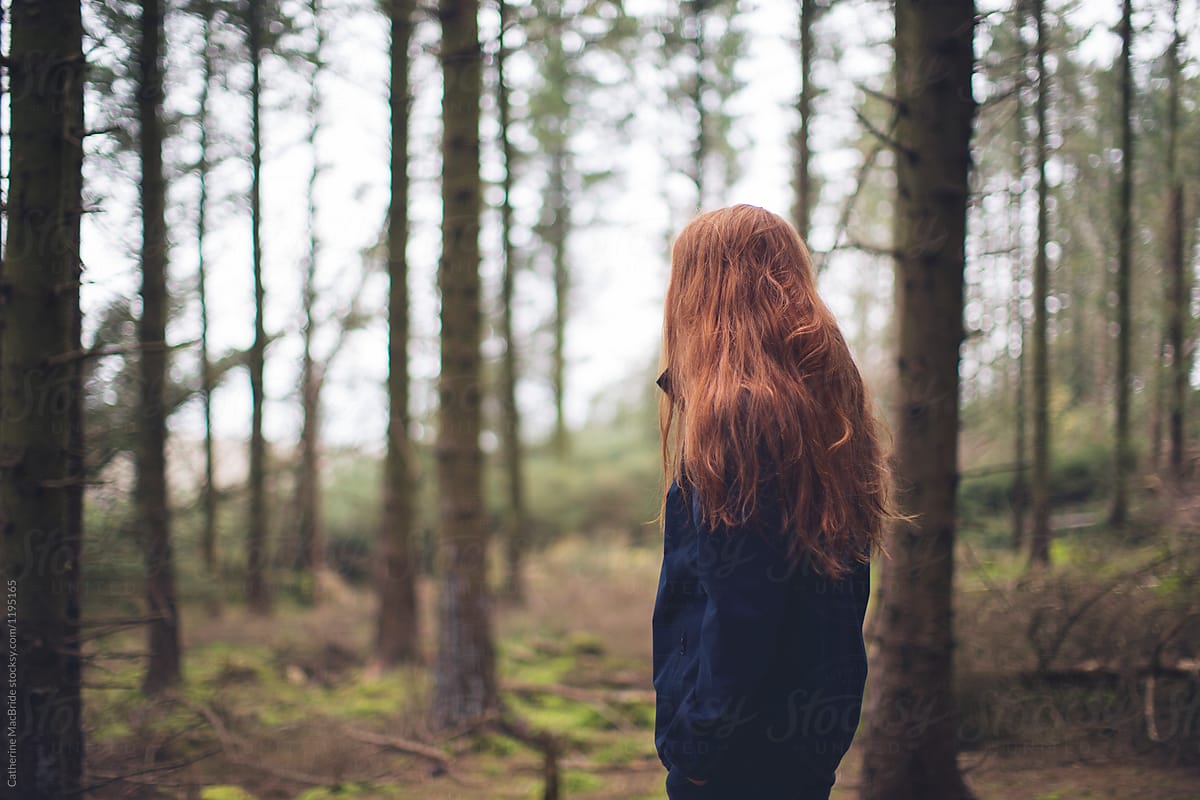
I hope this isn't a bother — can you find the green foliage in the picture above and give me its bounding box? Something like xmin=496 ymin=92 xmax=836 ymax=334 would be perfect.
xmin=514 ymin=374 xmax=663 ymax=544
xmin=322 ymin=448 xmax=385 ymax=582
xmin=958 ymin=439 xmax=1111 ymax=525
xmin=958 ymin=393 xmax=1132 ymax=534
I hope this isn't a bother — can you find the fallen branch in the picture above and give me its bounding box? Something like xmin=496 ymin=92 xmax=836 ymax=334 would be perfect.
xmin=502 ymin=680 xmax=655 ymax=705
xmin=1030 ymin=541 xmax=1200 ymax=671
xmin=167 ymin=692 xmax=343 ymax=787
xmin=74 ymin=748 xmax=221 ymax=795
xmin=338 ymin=725 xmax=451 ymax=768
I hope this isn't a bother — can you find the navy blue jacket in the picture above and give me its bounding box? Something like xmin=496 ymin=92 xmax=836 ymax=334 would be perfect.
xmin=651 ymin=479 xmax=871 ymax=799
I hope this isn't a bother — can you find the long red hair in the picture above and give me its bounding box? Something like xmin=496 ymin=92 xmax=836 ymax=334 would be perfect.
xmin=659 ymin=204 xmax=895 ymax=579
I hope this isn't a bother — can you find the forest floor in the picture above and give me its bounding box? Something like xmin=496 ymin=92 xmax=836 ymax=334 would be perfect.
xmin=83 ymin=526 xmax=1200 ymax=800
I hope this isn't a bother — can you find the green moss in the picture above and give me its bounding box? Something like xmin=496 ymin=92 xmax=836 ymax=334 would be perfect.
xmin=200 ymin=786 xmax=260 ymax=800
xmin=506 ymin=694 xmax=611 ymax=743
xmin=477 ymin=732 xmax=522 ymax=757
xmin=566 ymin=631 xmax=606 ymax=657
xmin=188 ymin=642 xmax=277 ymax=687
xmin=89 ymin=717 xmax=133 ymax=744
xmin=591 ymin=734 xmax=647 ymax=765
xmin=561 ymin=769 xmax=603 ymax=793
xmin=1049 ymin=538 xmax=1087 ymax=565
xmin=1153 ymin=570 xmax=1189 ymax=598
xmin=323 ymin=676 xmax=415 ymax=720
xmin=293 ymin=783 xmax=407 ymax=799
xmin=507 ymin=654 xmax=574 ymax=685
xmin=616 ymin=699 xmax=656 ymax=729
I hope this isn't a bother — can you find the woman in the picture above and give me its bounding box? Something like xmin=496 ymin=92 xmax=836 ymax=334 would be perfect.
xmin=651 ymin=204 xmax=896 ymax=799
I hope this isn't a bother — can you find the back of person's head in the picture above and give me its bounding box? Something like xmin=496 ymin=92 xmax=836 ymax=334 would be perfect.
xmin=659 ymin=204 xmax=894 ymax=579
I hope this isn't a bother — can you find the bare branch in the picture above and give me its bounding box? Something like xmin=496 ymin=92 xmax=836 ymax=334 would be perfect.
xmin=853 ymin=107 xmax=911 ymax=158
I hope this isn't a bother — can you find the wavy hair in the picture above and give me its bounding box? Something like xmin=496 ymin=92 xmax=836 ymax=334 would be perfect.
xmin=659 ymin=204 xmax=896 ymax=580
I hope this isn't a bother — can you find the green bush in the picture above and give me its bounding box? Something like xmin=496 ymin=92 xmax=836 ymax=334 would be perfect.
xmin=959 ymin=438 xmax=1112 ymax=527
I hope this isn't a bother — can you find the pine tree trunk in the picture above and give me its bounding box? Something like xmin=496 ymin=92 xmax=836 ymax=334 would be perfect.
xmin=374 ymin=0 xmax=420 ymax=667
xmin=1029 ymin=0 xmax=1051 ymax=566
xmin=294 ymin=0 xmax=326 ymax=603
xmin=1110 ymin=0 xmax=1134 ymax=526
xmin=431 ymin=0 xmax=499 ymax=728
xmin=689 ymin=0 xmax=706 ymax=208
xmin=536 ymin=7 xmax=570 ymax=456
xmin=1068 ymin=237 xmax=1089 ymax=402
xmin=498 ymin=0 xmax=528 ymax=604
xmin=1011 ymin=3 xmax=1027 ymax=552
xmin=246 ymin=0 xmax=271 ymax=613
xmin=0 ymin=2 xmax=5 ymax=320
xmin=549 ymin=149 xmax=569 ymax=456
xmin=139 ymin=0 xmax=183 ymax=693
xmin=1164 ymin=0 xmax=1186 ymax=483
xmin=859 ymin=2 xmax=977 ymax=798
xmin=0 ymin=0 xmax=86 ymax=794
xmin=197 ymin=8 xmax=219 ymax=577
xmin=793 ymin=0 xmax=814 ymax=242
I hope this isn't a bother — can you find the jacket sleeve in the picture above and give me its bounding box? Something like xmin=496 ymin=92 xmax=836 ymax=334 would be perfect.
xmin=657 ymin=485 xmax=793 ymax=784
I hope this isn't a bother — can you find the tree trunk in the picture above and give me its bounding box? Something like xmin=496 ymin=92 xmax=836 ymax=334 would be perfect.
xmin=688 ymin=0 xmax=706 ymax=208
xmin=0 ymin=2 xmax=5 ymax=324
xmin=1011 ymin=1 xmax=1027 ymax=553
xmin=373 ymin=0 xmax=420 ymax=667
xmin=197 ymin=7 xmax=219 ymax=577
xmin=246 ymin=0 xmax=271 ymax=613
xmin=138 ymin=0 xmax=183 ymax=693
xmin=431 ymin=0 xmax=499 ymax=729
xmin=549 ymin=148 xmax=569 ymax=456
xmin=1110 ymin=0 xmax=1134 ymax=527
xmin=1164 ymin=0 xmax=1186 ymax=484
xmin=1028 ymin=0 xmax=1051 ymax=567
xmin=498 ymin=0 xmax=528 ymax=604
xmin=793 ymin=0 xmax=814 ymax=242
xmin=858 ymin=2 xmax=977 ymax=799
xmin=0 ymin=0 xmax=86 ymax=794
xmin=294 ymin=0 xmax=326 ymax=603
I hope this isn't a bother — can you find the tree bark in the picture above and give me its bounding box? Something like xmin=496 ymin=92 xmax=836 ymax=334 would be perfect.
xmin=294 ymin=0 xmax=327 ymax=603
xmin=1164 ymin=0 xmax=1186 ymax=483
xmin=858 ymin=2 xmax=977 ymax=798
xmin=1029 ymin=0 xmax=1051 ymax=567
xmin=538 ymin=6 xmax=571 ymax=458
xmin=688 ymin=0 xmax=706 ymax=208
xmin=373 ymin=0 xmax=420 ymax=667
xmin=793 ymin=0 xmax=814 ymax=242
xmin=1110 ymin=0 xmax=1134 ymax=526
xmin=246 ymin=0 xmax=271 ymax=613
xmin=498 ymin=0 xmax=529 ymax=604
xmin=1010 ymin=0 xmax=1027 ymax=553
xmin=431 ymin=0 xmax=499 ymax=729
xmin=197 ymin=6 xmax=218 ymax=577
xmin=139 ymin=0 xmax=183 ymax=693
xmin=0 ymin=0 xmax=86 ymax=794
xmin=548 ymin=148 xmax=569 ymax=456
